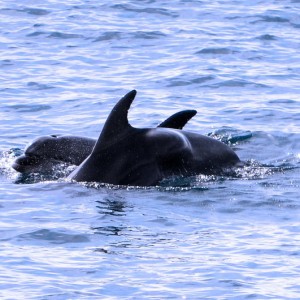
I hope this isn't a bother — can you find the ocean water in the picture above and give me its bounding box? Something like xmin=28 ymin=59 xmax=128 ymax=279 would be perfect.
xmin=1 ymin=0 xmax=300 ymax=299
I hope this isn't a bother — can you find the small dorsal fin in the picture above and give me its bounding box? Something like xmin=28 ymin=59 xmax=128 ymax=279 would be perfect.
xmin=93 ymin=90 xmax=137 ymax=151
xmin=158 ymin=110 xmax=197 ymax=129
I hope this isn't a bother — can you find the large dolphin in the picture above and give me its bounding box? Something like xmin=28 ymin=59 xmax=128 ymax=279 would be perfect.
xmin=69 ymin=90 xmax=241 ymax=186
xmin=12 ymin=110 xmax=197 ymax=174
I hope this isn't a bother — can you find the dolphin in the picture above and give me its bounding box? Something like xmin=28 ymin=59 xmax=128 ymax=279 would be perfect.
xmin=69 ymin=90 xmax=241 ymax=186
xmin=12 ymin=110 xmax=197 ymax=174
xmin=12 ymin=135 xmax=95 ymax=174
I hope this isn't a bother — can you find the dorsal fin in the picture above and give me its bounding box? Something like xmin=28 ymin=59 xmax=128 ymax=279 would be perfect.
xmin=158 ymin=110 xmax=197 ymax=129
xmin=93 ymin=90 xmax=137 ymax=151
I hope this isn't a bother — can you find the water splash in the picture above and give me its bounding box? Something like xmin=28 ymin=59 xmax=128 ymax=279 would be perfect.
xmin=208 ymin=128 xmax=253 ymax=145
xmin=0 ymin=148 xmax=22 ymax=181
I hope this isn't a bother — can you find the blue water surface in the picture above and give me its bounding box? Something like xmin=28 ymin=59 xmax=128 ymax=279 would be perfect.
xmin=1 ymin=0 xmax=300 ymax=299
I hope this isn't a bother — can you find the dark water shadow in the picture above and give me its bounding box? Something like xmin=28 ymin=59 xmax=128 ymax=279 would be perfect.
xmin=14 ymin=229 xmax=90 ymax=245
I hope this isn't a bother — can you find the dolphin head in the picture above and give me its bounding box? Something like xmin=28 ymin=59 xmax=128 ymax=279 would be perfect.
xmin=12 ymin=135 xmax=65 ymax=173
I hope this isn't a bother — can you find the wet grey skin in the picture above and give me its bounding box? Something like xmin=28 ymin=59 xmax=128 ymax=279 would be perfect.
xmin=12 ymin=110 xmax=197 ymax=174
xmin=12 ymin=135 xmax=96 ymax=174
xmin=69 ymin=90 xmax=241 ymax=186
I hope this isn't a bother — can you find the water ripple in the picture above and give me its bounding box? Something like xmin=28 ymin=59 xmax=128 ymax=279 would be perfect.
xmin=27 ymin=82 xmax=55 ymax=90
xmin=256 ymin=34 xmax=277 ymax=41
xmin=16 ymin=229 xmax=90 ymax=244
xmin=2 ymin=7 xmax=50 ymax=16
xmin=204 ymin=79 xmax=269 ymax=89
xmin=48 ymin=32 xmax=85 ymax=39
xmin=7 ymin=104 xmax=52 ymax=113
xmin=1 ymin=0 xmax=300 ymax=298
xmin=93 ymin=31 xmax=122 ymax=42
xmin=196 ymin=47 xmax=238 ymax=55
xmin=167 ymin=75 xmax=215 ymax=87
xmin=111 ymin=4 xmax=179 ymax=17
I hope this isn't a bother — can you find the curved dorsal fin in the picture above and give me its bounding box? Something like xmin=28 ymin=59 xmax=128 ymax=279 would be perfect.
xmin=93 ymin=90 xmax=137 ymax=151
xmin=158 ymin=110 xmax=197 ymax=129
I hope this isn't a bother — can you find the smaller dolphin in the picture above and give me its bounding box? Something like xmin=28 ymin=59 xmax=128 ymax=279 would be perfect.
xmin=12 ymin=110 xmax=197 ymax=174
xmin=12 ymin=135 xmax=95 ymax=174
xmin=69 ymin=90 xmax=241 ymax=186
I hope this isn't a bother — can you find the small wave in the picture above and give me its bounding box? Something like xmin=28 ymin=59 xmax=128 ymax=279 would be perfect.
xmin=160 ymin=175 xmax=211 ymax=190
xmin=167 ymin=75 xmax=215 ymax=87
xmin=291 ymin=22 xmax=300 ymax=29
xmin=93 ymin=31 xmax=167 ymax=42
xmin=27 ymin=81 xmax=55 ymax=90
xmin=7 ymin=104 xmax=52 ymax=112
xmin=2 ymin=7 xmax=50 ymax=16
xmin=21 ymin=7 xmax=50 ymax=16
xmin=70 ymin=176 xmax=213 ymax=192
xmin=133 ymin=31 xmax=167 ymax=40
xmin=48 ymin=32 xmax=84 ymax=39
xmin=203 ymin=79 xmax=268 ymax=89
xmin=160 ymin=158 xmax=297 ymax=188
xmin=268 ymin=99 xmax=297 ymax=104
xmin=0 ymin=149 xmax=21 ymax=181
xmin=91 ymin=225 xmax=126 ymax=236
xmin=111 ymin=4 xmax=178 ymax=17
xmin=208 ymin=128 xmax=253 ymax=145
xmin=0 ymin=59 xmax=13 ymax=66
xmin=95 ymin=195 xmax=128 ymax=217
xmin=16 ymin=229 xmax=90 ymax=244
xmin=27 ymin=31 xmax=47 ymax=37
xmin=256 ymin=34 xmax=277 ymax=41
xmin=73 ymin=180 xmax=156 ymax=191
xmin=233 ymin=158 xmax=299 ymax=180
xmin=93 ymin=31 xmax=122 ymax=42
xmin=233 ymin=161 xmax=276 ymax=180
xmin=272 ymin=153 xmax=300 ymax=169
xmin=259 ymin=15 xmax=290 ymax=23
xmin=196 ymin=47 xmax=238 ymax=55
